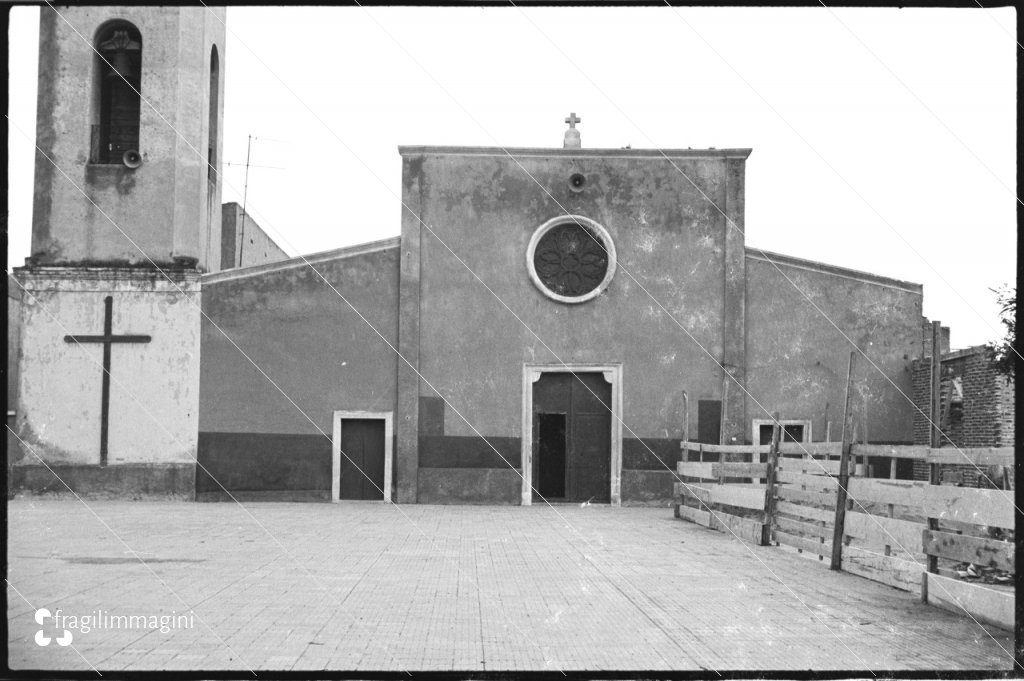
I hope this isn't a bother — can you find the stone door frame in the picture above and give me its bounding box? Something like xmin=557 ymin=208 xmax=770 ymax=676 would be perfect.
xmin=332 ymin=410 xmax=394 ymax=503
xmin=521 ymin=363 xmax=623 ymax=506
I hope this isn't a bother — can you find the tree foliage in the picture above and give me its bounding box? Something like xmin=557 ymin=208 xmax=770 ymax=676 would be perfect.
xmin=987 ymin=284 xmax=1016 ymax=380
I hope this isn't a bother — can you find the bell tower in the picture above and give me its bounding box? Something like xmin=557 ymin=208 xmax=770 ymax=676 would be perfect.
xmin=11 ymin=7 xmax=226 ymax=498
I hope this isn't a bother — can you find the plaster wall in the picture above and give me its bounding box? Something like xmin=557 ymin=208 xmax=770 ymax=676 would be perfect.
xmin=12 ymin=268 xmax=201 ymax=466
xmin=745 ymin=251 xmax=922 ymax=444
xmin=399 ymin=148 xmax=750 ymax=503
xmin=31 ymin=7 xmax=225 ymax=270
xmin=7 ymin=278 xmax=24 ymax=464
xmin=220 ymin=202 xmax=290 ymax=270
xmin=197 ymin=241 xmax=400 ymax=496
xmin=199 ymin=240 xmax=400 ymax=436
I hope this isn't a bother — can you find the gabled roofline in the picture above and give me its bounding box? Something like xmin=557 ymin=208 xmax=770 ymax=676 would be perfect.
xmin=203 ymin=236 xmax=400 ymax=285
xmin=746 ymin=247 xmax=923 ymax=294
xmin=398 ymin=145 xmax=752 ymax=160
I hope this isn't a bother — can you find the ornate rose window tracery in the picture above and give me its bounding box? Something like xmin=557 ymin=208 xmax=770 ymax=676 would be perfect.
xmin=526 ymin=216 xmax=617 ymax=304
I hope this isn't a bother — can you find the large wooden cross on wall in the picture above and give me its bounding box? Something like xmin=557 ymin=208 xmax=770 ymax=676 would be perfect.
xmin=64 ymin=296 xmax=151 ymax=466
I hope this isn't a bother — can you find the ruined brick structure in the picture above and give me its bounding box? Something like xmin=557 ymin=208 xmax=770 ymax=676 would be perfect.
xmin=911 ymin=345 xmax=1015 ymax=485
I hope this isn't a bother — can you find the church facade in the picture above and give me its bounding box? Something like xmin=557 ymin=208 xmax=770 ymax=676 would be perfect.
xmin=10 ymin=7 xmax=926 ymax=505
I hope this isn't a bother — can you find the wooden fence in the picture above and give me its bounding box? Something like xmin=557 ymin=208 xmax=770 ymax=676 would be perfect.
xmin=674 ymin=436 xmax=1015 ymax=630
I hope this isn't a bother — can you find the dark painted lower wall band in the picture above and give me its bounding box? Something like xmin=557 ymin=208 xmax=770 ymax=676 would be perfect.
xmin=622 ymin=438 xmax=681 ymax=470
xmin=197 ymin=432 xmax=330 ymax=493
xmin=419 ymin=435 xmax=521 ymax=468
xmin=10 ymin=463 xmax=195 ymax=499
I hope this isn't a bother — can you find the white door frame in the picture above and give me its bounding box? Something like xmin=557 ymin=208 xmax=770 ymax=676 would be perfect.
xmin=751 ymin=418 xmax=812 ymax=445
xmin=521 ymin=363 xmax=623 ymax=506
xmin=332 ymin=410 xmax=393 ymax=503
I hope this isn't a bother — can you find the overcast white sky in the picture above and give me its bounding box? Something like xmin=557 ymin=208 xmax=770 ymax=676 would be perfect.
xmin=6 ymin=6 xmax=1017 ymax=350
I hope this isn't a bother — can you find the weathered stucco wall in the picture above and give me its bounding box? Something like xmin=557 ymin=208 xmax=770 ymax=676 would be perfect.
xmin=745 ymin=250 xmax=922 ymax=444
xmin=197 ymin=240 xmax=400 ymax=495
xmin=31 ymin=7 xmax=225 ymax=271
xmin=7 ymin=277 xmax=24 ymax=466
xmin=399 ymin=147 xmax=751 ymax=504
xmin=12 ymin=268 xmax=201 ymax=466
xmin=220 ymin=202 xmax=290 ymax=270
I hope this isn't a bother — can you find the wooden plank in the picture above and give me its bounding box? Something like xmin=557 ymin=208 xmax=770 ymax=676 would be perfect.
xmin=777 ymin=442 xmax=842 ymax=457
xmin=846 ymin=478 xmax=922 ymax=507
xmin=678 ymin=484 xmax=711 ymax=507
xmin=851 ymin=444 xmax=930 ymax=459
xmin=676 ymin=504 xmax=712 ymax=528
xmin=774 ymin=486 xmax=836 ymax=508
xmin=775 ymin=500 xmax=834 ymax=523
xmin=922 ymin=529 xmax=1014 ymax=572
xmin=711 ymin=462 xmax=768 ymax=478
xmin=775 ymin=515 xmax=832 ymax=539
xmin=847 ymin=479 xmax=1013 ymax=529
xmin=926 ymin=447 xmax=1013 ymax=466
xmin=708 ymin=485 xmax=767 ymax=511
xmin=924 ymin=572 xmax=1014 ymax=631
xmin=676 ymin=461 xmax=716 ymax=479
xmin=679 ymin=442 xmax=771 ymax=455
xmin=842 ymin=512 xmax=925 ymax=558
xmin=778 ymin=459 xmax=837 ymax=476
xmin=921 ymin=486 xmax=1014 ymax=529
xmin=775 ymin=471 xmax=839 ymax=490
xmin=708 ymin=511 xmax=764 ymax=544
xmin=842 ymin=546 xmax=921 ymax=592
xmin=775 ymin=530 xmax=831 ymax=557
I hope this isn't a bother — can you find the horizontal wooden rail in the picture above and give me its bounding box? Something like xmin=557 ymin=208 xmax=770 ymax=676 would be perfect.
xmin=777 ymin=458 xmax=841 ymax=475
xmin=712 ymin=462 xmax=768 ymax=478
xmin=679 ymin=442 xmax=772 ymax=455
xmin=775 ymin=500 xmax=833 ymax=523
xmin=775 ymin=515 xmax=832 ymax=539
xmin=679 ymin=483 xmax=767 ymax=511
xmin=774 ymin=487 xmax=836 ymax=508
xmin=848 ymin=444 xmax=1013 ymax=466
xmin=847 ymin=479 xmax=1013 ymax=529
xmin=775 ymin=530 xmax=831 ymax=557
xmin=777 ymin=442 xmax=842 ymax=456
xmin=677 ymin=504 xmax=764 ymax=544
xmin=850 ymin=444 xmax=930 ymax=459
xmin=925 ymin=447 xmax=1014 ymax=466
xmin=676 ymin=462 xmax=716 ymax=479
xmin=842 ymin=512 xmax=925 ymax=557
xmin=922 ymin=529 xmax=1014 ymax=573
xmin=924 ymin=572 xmax=1014 ymax=630
xmin=842 ymin=546 xmax=921 ymax=592
xmin=776 ymin=471 xmax=839 ymax=490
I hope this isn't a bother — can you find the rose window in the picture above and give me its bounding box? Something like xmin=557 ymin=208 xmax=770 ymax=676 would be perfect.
xmin=526 ymin=216 xmax=616 ymax=304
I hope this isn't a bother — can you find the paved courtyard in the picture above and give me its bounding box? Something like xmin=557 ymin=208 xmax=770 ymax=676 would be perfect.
xmin=6 ymin=499 xmax=1015 ymax=672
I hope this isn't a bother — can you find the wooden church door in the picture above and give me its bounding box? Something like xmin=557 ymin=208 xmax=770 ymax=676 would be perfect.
xmin=338 ymin=419 xmax=386 ymax=500
xmin=533 ymin=372 xmax=611 ymax=503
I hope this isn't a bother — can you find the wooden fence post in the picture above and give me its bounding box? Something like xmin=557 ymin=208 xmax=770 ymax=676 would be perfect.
xmin=831 ymin=351 xmax=857 ymax=571
xmin=923 ymin=320 xmax=942 ymax=603
xmin=761 ymin=413 xmax=781 ymax=546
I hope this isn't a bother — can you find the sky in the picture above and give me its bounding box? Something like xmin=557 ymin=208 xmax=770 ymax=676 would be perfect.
xmin=6 ymin=6 xmax=1017 ymax=350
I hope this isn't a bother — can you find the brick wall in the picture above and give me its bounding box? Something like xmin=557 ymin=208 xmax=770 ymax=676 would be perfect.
xmin=910 ymin=346 xmax=1014 ymax=484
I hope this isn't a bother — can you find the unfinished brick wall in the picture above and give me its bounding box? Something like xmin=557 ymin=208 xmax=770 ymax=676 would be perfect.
xmin=911 ymin=346 xmax=1014 ymax=484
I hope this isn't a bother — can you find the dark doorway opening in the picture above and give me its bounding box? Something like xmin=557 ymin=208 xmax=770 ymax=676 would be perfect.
xmin=339 ymin=419 xmax=385 ymax=500
xmin=536 ymin=413 xmax=567 ymax=499
xmin=697 ymin=400 xmax=722 ymax=445
xmin=758 ymin=423 xmax=805 ymax=445
xmin=532 ymin=372 xmax=611 ymax=503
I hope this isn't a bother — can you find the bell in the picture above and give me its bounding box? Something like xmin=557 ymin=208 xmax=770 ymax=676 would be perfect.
xmin=107 ymin=49 xmax=135 ymax=81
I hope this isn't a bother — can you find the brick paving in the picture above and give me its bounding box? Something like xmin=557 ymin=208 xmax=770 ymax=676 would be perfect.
xmin=6 ymin=499 xmax=1015 ymax=672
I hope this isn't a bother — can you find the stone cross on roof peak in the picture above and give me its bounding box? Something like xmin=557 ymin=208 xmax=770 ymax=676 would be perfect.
xmin=563 ymin=112 xmax=581 ymax=149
